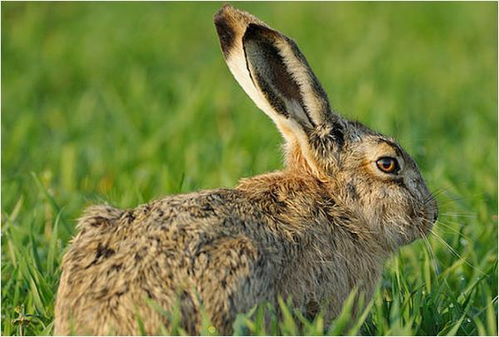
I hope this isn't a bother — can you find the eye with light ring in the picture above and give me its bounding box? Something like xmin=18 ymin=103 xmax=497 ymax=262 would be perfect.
xmin=376 ymin=157 xmax=400 ymax=174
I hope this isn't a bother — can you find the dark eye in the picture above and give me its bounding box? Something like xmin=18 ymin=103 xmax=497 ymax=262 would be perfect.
xmin=376 ymin=157 xmax=400 ymax=174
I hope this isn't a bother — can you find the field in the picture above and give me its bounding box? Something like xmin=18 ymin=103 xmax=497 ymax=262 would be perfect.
xmin=1 ymin=2 xmax=497 ymax=335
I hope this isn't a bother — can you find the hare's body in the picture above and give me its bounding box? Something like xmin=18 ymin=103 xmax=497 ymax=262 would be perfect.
xmin=55 ymin=173 xmax=385 ymax=335
xmin=55 ymin=5 xmax=437 ymax=335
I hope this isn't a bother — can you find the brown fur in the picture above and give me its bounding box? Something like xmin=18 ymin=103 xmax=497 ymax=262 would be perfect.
xmin=54 ymin=5 xmax=437 ymax=335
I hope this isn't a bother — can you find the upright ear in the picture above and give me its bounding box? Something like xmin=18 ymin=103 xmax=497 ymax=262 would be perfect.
xmin=214 ymin=5 xmax=336 ymax=142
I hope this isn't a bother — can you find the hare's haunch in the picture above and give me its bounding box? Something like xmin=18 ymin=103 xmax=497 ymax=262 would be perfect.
xmin=55 ymin=5 xmax=437 ymax=335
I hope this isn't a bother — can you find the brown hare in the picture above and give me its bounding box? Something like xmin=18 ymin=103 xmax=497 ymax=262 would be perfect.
xmin=55 ymin=5 xmax=438 ymax=335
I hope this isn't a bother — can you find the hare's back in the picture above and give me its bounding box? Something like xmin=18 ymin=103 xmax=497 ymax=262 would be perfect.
xmin=55 ymin=188 xmax=275 ymax=335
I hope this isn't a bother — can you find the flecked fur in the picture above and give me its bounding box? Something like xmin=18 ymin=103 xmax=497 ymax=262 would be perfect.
xmin=55 ymin=5 xmax=438 ymax=335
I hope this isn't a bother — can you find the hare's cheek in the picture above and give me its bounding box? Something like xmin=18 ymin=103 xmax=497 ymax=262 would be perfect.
xmin=377 ymin=198 xmax=420 ymax=246
xmin=345 ymin=181 xmax=361 ymax=201
xmin=377 ymin=220 xmax=412 ymax=249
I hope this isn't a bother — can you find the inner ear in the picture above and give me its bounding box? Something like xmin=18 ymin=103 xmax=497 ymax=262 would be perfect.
xmin=243 ymin=24 xmax=315 ymax=129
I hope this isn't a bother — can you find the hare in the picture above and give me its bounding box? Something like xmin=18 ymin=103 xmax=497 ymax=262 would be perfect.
xmin=54 ymin=5 xmax=438 ymax=336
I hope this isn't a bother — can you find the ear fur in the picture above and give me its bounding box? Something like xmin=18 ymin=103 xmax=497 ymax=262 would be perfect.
xmin=214 ymin=5 xmax=338 ymax=176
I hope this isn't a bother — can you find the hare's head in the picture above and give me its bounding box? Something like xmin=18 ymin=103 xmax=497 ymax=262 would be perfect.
xmin=214 ymin=5 xmax=437 ymax=249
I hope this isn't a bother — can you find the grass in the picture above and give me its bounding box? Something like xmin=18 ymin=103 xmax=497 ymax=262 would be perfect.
xmin=1 ymin=2 xmax=497 ymax=335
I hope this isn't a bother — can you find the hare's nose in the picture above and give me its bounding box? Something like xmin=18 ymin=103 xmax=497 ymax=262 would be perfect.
xmin=432 ymin=206 xmax=439 ymax=223
xmin=433 ymin=212 xmax=438 ymax=223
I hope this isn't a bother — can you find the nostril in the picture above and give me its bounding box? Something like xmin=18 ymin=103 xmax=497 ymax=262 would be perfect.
xmin=433 ymin=211 xmax=438 ymax=223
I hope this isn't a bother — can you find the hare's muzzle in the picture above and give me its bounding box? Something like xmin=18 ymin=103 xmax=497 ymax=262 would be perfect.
xmin=420 ymin=196 xmax=438 ymax=236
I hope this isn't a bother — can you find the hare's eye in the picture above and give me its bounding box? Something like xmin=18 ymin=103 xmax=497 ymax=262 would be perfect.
xmin=376 ymin=157 xmax=399 ymax=174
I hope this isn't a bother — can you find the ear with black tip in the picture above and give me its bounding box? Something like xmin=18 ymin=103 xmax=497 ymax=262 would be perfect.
xmin=214 ymin=5 xmax=334 ymax=134
xmin=214 ymin=5 xmax=343 ymax=175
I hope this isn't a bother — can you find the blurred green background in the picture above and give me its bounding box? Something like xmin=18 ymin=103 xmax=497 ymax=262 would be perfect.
xmin=1 ymin=2 xmax=497 ymax=335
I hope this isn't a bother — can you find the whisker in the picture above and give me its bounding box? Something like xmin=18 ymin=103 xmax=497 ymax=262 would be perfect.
xmin=419 ymin=227 xmax=441 ymax=276
xmin=429 ymin=229 xmax=487 ymax=276
xmin=433 ymin=221 xmax=468 ymax=238
xmin=439 ymin=212 xmax=477 ymax=219
xmin=431 ymin=221 xmax=479 ymax=248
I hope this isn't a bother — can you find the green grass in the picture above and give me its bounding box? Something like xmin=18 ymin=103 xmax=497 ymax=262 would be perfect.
xmin=1 ymin=2 xmax=497 ymax=335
